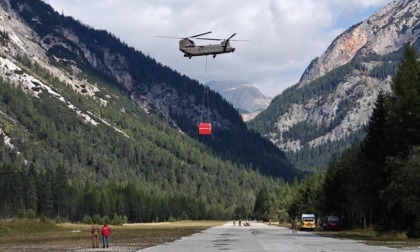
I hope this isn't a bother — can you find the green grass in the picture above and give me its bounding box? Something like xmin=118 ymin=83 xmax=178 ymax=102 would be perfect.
xmin=316 ymin=228 xmax=420 ymax=249
xmin=0 ymin=219 xmax=224 ymax=251
xmin=0 ymin=218 xmax=62 ymax=235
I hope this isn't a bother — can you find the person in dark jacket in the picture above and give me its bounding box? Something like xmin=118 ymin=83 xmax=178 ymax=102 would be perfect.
xmin=101 ymin=224 xmax=111 ymax=248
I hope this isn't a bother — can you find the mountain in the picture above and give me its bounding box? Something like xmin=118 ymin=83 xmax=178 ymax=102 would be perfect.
xmin=205 ymin=80 xmax=271 ymax=118
xmin=0 ymin=0 xmax=297 ymax=222
xmin=248 ymin=0 xmax=420 ymax=170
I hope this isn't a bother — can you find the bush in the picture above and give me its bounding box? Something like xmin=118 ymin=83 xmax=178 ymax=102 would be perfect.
xmin=54 ymin=216 xmax=64 ymax=223
xmin=278 ymin=209 xmax=289 ymax=224
xmin=122 ymin=215 xmax=128 ymax=224
xmin=18 ymin=209 xmax=36 ymax=219
xmin=168 ymin=215 xmax=177 ymax=222
xmin=111 ymin=213 xmax=123 ymax=226
xmin=103 ymin=215 xmax=110 ymax=225
xmin=82 ymin=215 xmax=93 ymax=224
xmin=92 ymin=214 xmax=103 ymax=225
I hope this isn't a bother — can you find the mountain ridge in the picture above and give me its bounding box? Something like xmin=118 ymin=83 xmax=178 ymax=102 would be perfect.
xmin=248 ymin=0 xmax=419 ymax=170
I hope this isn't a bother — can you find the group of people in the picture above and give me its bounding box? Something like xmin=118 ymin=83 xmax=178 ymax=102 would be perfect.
xmin=91 ymin=223 xmax=111 ymax=248
xmin=233 ymin=220 xmax=250 ymax=227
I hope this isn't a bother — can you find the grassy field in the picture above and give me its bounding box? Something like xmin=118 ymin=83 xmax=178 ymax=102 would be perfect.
xmin=316 ymin=228 xmax=420 ymax=250
xmin=0 ymin=219 xmax=225 ymax=251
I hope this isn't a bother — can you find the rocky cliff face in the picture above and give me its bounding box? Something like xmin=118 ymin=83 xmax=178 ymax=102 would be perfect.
xmin=206 ymin=80 xmax=271 ymax=121
xmin=299 ymin=0 xmax=420 ymax=87
xmin=250 ymin=0 xmax=420 ymax=164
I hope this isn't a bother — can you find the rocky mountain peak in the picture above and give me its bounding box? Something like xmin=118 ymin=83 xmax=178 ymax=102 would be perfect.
xmin=205 ymin=80 xmax=271 ymax=121
xmin=299 ymin=0 xmax=420 ymax=87
xmin=249 ymin=0 xmax=420 ymax=169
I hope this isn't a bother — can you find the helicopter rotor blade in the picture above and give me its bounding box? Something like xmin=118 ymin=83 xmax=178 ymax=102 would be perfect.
xmin=189 ymin=31 xmax=212 ymax=38
xmin=155 ymin=36 xmax=184 ymax=39
xmin=227 ymin=33 xmax=237 ymax=41
xmin=196 ymin=38 xmax=223 ymax=41
xmin=156 ymin=32 xmax=212 ymax=39
xmin=196 ymin=37 xmax=247 ymax=42
xmin=196 ymin=33 xmax=246 ymax=42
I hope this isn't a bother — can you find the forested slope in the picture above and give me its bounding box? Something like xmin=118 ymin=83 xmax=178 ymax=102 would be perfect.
xmin=0 ymin=0 xmax=294 ymax=222
xmin=8 ymin=0 xmax=296 ymax=180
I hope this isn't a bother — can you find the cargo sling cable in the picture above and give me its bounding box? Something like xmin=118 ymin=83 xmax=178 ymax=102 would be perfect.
xmin=199 ymin=55 xmax=211 ymax=135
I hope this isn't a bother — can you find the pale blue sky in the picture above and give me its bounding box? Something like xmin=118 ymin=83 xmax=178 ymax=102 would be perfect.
xmin=46 ymin=0 xmax=393 ymax=96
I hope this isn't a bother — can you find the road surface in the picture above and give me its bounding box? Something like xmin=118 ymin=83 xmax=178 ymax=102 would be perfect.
xmin=140 ymin=221 xmax=412 ymax=252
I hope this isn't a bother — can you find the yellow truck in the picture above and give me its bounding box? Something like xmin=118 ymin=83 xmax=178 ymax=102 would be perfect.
xmin=301 ymin=214 xmax=316 ymax=231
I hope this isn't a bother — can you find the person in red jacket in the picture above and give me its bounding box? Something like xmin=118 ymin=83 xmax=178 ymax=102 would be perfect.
xmin=101 ymin=223 xmax=111 ymax=248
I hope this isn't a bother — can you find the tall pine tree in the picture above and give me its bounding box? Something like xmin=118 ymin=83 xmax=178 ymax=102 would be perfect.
xmin=359 ymin=90 xmax=389 ymax=228
xmin=383 ymin=42 xmax=420 ymax=233
xmin=387 ymin=42 xmax=420 ymax=155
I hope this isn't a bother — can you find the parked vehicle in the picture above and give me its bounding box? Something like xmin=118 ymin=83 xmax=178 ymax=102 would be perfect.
xmin=300 ymin=214 xmax=316 ymax=231
xmin=322 ymin=216 xmax=340 ymax=230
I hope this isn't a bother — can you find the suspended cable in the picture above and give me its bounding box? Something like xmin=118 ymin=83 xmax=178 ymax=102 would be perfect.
xmin=199 ymin=56 xmax=212 ymax=135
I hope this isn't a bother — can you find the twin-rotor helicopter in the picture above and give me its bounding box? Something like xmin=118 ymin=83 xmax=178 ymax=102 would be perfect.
xmin=156 ymin=31 xmax=245 ymax=135
xmin=156 ymin=31 xmax=245 ymax=59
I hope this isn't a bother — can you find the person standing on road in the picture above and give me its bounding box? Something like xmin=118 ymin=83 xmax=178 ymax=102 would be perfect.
xmin=91 ymin=222 xmax=100 ymax=248
xmin=291 ymin=218 xmax=297 ymax=233
xmin=101 ymin=223 xmax=111 ymax=248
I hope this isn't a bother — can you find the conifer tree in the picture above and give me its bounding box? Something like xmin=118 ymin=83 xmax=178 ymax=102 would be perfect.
xmin=383 ymin=42 xmax=420 ymax=232
xmin=25 ymin=165 xmax=38 ymax=213
xmin=387 ymin=42 xmax=420 ymax=155
xmin=359 ymin=90 xmax=389 ymax=227
xmin=253 ymin=186 xmax=270 ymax=221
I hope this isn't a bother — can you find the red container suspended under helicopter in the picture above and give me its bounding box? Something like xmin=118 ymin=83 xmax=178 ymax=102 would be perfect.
xmin=198 ymin=123 xmax=212 ymax=135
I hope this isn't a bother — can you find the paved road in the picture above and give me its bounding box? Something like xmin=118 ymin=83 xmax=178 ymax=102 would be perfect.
xmin=139 ymin=222 xmax=411 ymax=252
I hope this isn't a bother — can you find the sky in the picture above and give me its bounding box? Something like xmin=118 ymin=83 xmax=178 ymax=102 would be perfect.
xmin=45 ymin=0 xmax=393 ymax=97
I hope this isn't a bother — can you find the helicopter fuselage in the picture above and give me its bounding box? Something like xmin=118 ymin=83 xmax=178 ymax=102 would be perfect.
xmin=179 ymin=39 xmax=235 ymax=58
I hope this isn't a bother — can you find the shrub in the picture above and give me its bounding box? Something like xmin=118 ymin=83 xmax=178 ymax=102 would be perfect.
xmin=92 ymin=214 xmax=103 ymax=225
xmin=111 ymin=213 xmax=123 ymax=226
xmin=278 ymin=209 xmax=289 ymax=224
xmin=55 ymin=216 xmax=65 ymax=223
xmin=168 ymin=215 xmax=177 ymax=222
xmin=82 ymin=215 xmax=93 ymax=224
xmin=18 ymin=209 xmax=36 ymax=219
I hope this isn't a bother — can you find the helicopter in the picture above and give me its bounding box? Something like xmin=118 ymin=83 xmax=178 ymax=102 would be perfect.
xmin=156 ymin=31 xmax=242 ymax=59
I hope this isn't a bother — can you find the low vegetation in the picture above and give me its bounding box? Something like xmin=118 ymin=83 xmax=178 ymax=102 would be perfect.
xmin=0 ymin=218 xmax=224 ymax=251
xmin=317 ymin=229 xmax=420 ymax=250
